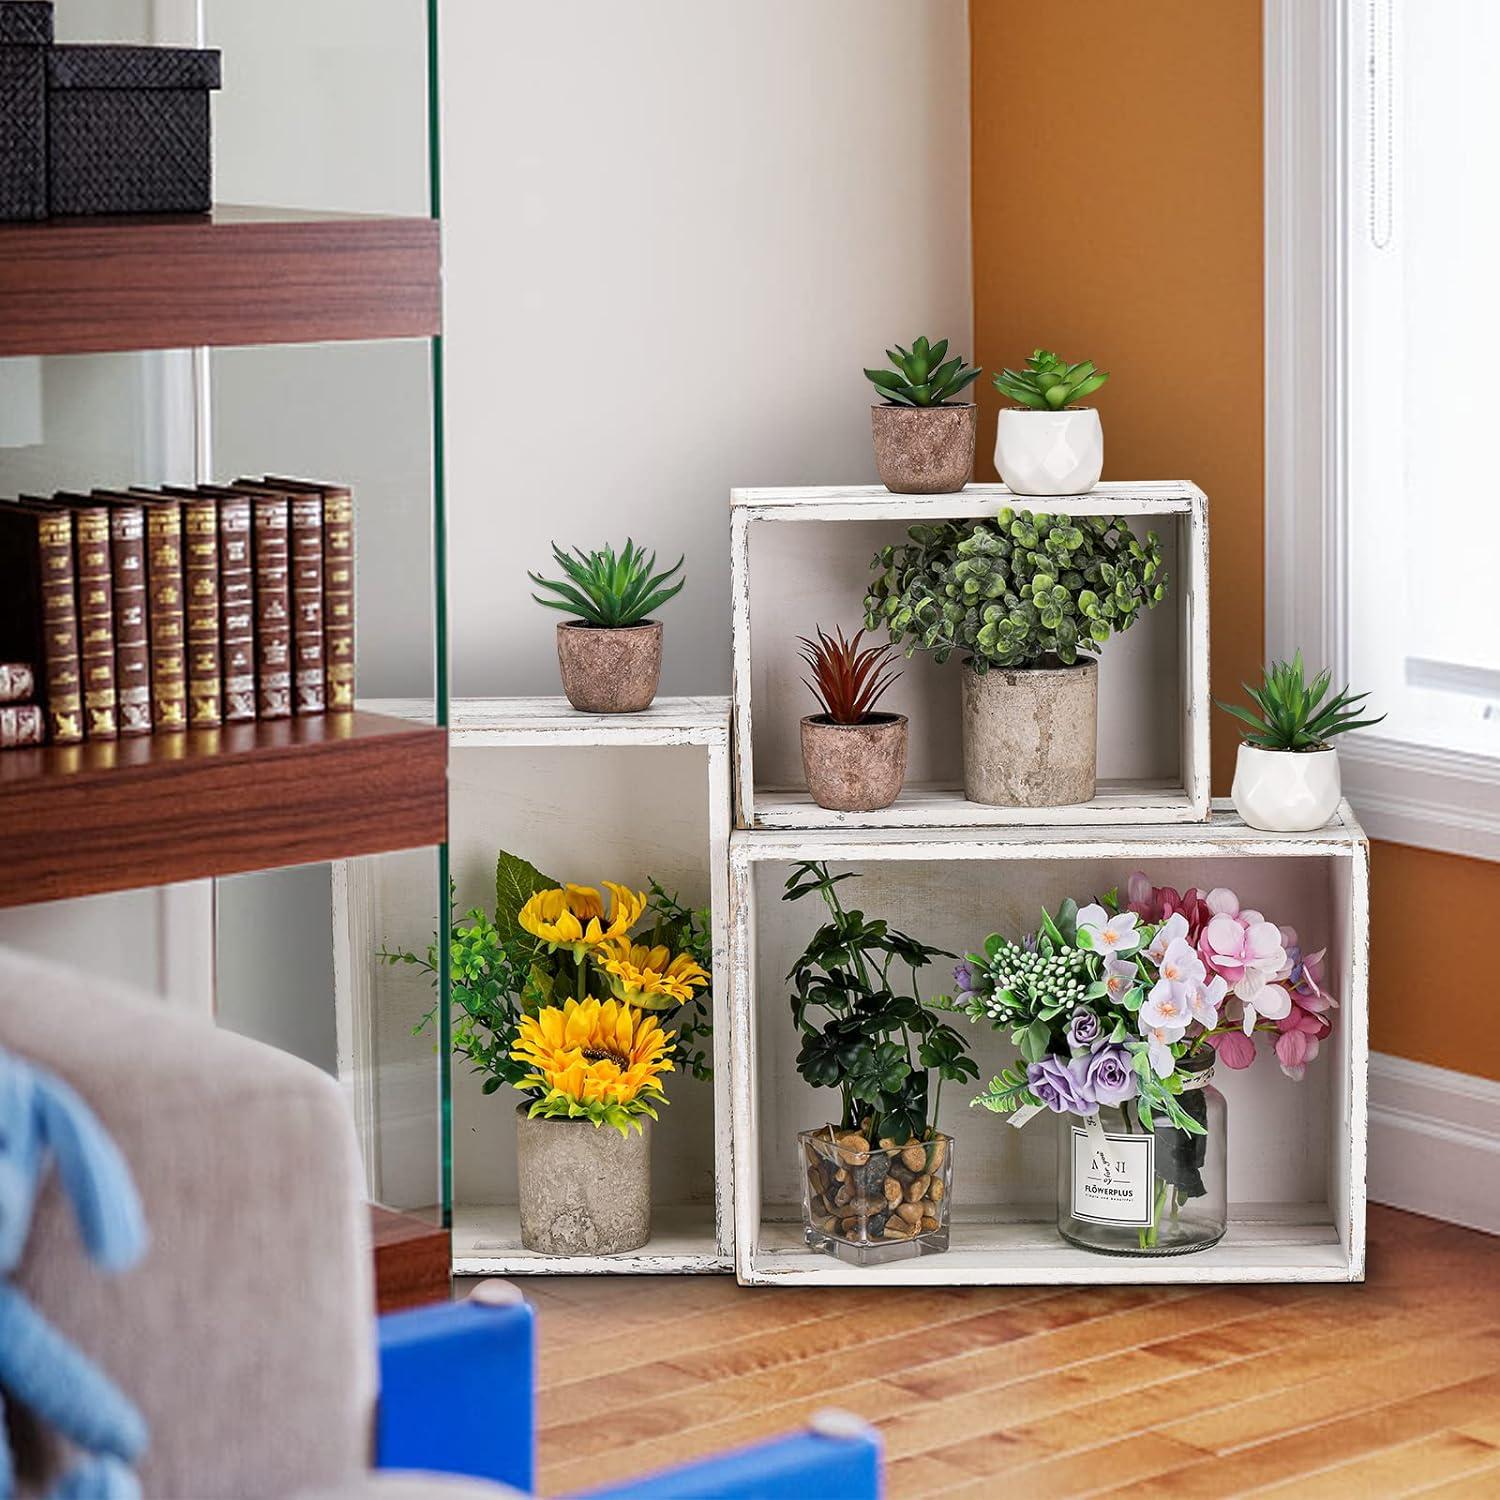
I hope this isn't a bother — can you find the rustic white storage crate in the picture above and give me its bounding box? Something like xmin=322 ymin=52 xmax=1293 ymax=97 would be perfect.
xmin=730 ymin=482 xmax=1210 ymax=829
xmin=727 ymin=803 xmax=1368 ymax=1286
xmin=333 ymin=696 xmax=733 ymax=1275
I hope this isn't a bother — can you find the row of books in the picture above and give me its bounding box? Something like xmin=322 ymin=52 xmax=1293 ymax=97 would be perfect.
xmin=0 ymin=477 xmax=355 ymax=746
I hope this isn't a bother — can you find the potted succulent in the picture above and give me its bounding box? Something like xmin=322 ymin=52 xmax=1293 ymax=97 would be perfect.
xmin=866 ymin=507 xmax=1166 ymax=806
xmin=797 ymin=625 xmax=906 ymax=813
xmin=1219 ymin=652 xmax=1384 ymax=831
xmin=864 ymin=336 xmax=982 ymax=494
xmin=381 ymin=852 xmax=712 ymax=1257
xmin=784 ymin=861 xmax=977 ymax=1266
xmin=992 ymin=349 xmax=1109 ymax=495
xmin=529 ymin=539 xmax=684 ymax=713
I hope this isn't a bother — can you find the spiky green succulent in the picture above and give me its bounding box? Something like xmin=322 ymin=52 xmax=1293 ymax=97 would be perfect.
xmin=865 ymin=336 xmax=981 ymax=407
xmin=1218 ymin=652 xmax=1384 ymax=751
xmin=529 ymin=540 xmax=684 ymax=628
xmin=865 ymin=507 xmax=1166 ymax=672
xmin=993 ymin=349 xmax=1109 ymax=410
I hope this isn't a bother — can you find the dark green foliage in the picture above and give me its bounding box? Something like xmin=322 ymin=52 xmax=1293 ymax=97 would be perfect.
xmin=1217 ymin=650 xmax=1385 ymax=751
xmin=993 ymin=349 xmax=1109 ymax=410
xmin=784 ymin=862 xmax=977 ymax=1142
xmin=529 ymin=539 xmax=685 ymax=628
xmin=864 ymin=335 xmax=981 ymax=407
xmin=865 ymin=506 xmax=1167 ymax=672
xmin=642 ymin=877 xmax=713 ymax=1082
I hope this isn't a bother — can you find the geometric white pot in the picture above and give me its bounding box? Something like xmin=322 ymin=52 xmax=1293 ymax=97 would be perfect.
xmin=1231 ymin=743 xmax=1342 ymax=831
xmin=994 ymin=407 xmax=1104 ymax=495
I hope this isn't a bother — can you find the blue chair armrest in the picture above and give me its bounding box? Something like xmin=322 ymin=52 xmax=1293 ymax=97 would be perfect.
xmin=566 ymin=1419 xmax=883 ymax=1500
xmin=376 ymin=1296 xmax=536 ymax=1492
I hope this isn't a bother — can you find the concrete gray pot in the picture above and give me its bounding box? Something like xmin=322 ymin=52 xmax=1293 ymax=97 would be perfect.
xmin=800 ymin=712 xmax=908 ymax=812
xmin=961 ymin=657 xmax=1099 ymax=807
xmin=870 ymin=404 xmax=976 ymax=494
xmin=555 ymin=620 xmax=662 ymax=714
xmin=515 ymin=1105 xmax=652 ymax=1256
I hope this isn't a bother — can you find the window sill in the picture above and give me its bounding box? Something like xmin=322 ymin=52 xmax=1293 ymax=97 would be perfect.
xmin=1341 ymin=735 xmax=1500 ymax=863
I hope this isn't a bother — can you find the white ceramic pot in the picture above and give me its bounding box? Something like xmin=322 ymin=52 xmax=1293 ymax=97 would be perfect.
xmin=1231 ymin=744 xmax=1342 ymax=831
xmin=994 ymin=408 xmax=1104 ymax=495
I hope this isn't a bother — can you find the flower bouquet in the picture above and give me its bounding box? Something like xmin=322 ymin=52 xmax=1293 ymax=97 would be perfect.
xmin=945 ymin=872 xmax=1335 ymax=1255
xmin=381 ymin=850 xmax=712 ymax=1256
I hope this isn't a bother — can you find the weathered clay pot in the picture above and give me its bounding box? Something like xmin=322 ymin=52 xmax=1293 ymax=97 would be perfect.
xmin=800 ymin=712 xmax=907 ymax=812
xmin=515 ymin=1105 xmax=651 ymax=1256
xmin=961 ymin=657 xmax=1098 ymax=806
xmin=555 ymin=620 xmax=662 ymax=713
xmin=870 ymin=404 xmax=976 ymax=494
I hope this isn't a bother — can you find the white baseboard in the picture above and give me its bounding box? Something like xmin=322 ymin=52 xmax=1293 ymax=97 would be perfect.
xmin=1368 ymin=1052 xmax=1500 ymax=1236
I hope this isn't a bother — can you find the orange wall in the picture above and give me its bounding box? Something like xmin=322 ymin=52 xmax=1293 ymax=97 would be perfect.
xmin=970 ymin=0 xmax=1497 ymax=1082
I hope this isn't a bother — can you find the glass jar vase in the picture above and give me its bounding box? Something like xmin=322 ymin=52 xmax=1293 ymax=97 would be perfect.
xmin=800 ymin=1126 xmax=953 ymax=1267
xmin=1056 ymin=1070 xmax=1226 ymax=1256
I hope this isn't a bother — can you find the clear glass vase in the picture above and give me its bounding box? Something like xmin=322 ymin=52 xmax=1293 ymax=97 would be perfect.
xmin=800 ymin=1126 xmax=953 ymax=1267
xmin=1056 ymin=1075 xmax=1227 ymax=1256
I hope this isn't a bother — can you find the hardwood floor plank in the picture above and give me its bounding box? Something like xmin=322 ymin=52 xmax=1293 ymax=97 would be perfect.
xmin=1253 ymin=1429 xmax=1500 ymax=1498
xmin=1411 ymin=1459 xmax=1500 ymax=1498
xmin=942 ymin=1433 xmax=1210 ymax=1500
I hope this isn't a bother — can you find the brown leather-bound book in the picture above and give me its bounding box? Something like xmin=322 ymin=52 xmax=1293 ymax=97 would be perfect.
xmin=65 ymin=492 xmax=150 ymax=736
xmin=0 ymin=703 xmax=45 ymax=749
xmin=30 ymin=494 xmax=116 ymax=740
xmin=0 ymin=501 xmax=83 ymax=744
xmin=148 ymin=488 xmax=221 ymax=727
xmin=0 ymin=662 xmax=35 ymax=704
xmin=249 ymin=490 xmax=291 ymax=719
xmin=102 ymin=490 xmax=186 ymax=732
xmin=208 ymin=488 xmax=256 ymax=723
xmin=263 ymin=478 xmax=354 ymax=713
xmin=234 ymin=480 xmax=324 ymax=715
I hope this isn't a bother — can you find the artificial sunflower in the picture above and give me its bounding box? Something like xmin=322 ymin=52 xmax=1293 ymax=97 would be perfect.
xmin=517 ymin=881 xmax=645 ymax=959
xmin=512 ymin=997 xmax=675 ymax=1134
xmin=596 ymin=939 xmax=710 ymax=1009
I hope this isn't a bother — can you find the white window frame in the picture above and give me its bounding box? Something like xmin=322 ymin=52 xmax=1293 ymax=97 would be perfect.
xmin=1264 ymin=0 xmax=1500 ymax=862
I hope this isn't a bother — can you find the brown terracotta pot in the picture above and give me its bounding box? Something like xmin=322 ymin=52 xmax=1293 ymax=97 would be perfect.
xmin=870 ymin=403 xmax=976 ymax=495
xmin=800 ymin=712 xmax=908 ymax=812
xmin=556 ymin=620 xmax=662 ymax=713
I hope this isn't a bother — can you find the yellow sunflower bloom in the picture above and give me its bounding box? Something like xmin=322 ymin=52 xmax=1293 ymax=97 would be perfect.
xmin=512 ymin=998 xmax=674 ymax=1118
xmin=596 ymin=938 xmax=710 ymax=1009
xmin=518 ymin=881 xmax=646 ymax=957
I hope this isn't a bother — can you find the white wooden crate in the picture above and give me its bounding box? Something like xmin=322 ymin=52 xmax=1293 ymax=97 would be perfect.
xmin=333 ymin=696 xmax=734 ymax=1275
xmin=730 ymin=482 xmax=1211 ymax=830
xmin=727 ymin=803 xmax=1369 ymax=1286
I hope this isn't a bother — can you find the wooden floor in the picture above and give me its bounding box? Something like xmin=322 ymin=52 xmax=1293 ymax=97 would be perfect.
xmin=521 ymin=1207 xmax=1500 ymax=1498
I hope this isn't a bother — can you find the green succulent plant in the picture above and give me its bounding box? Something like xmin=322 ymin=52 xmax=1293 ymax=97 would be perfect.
xmin=529 ymin=539 xmax=685 ymax=628
xmin=993 ymin=349 xmax=1109 ymax=410
xmin=865 ymin=506 xmax=1166 ymax=672
xmin=1217 ymin=652 xmax=1384 ymax=751
xmin=864 ymin=335 xmax=981 ymax=407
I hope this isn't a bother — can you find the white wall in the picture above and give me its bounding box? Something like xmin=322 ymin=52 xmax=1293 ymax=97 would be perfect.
xmin=441 ymin=0 xmax=973 ymax=697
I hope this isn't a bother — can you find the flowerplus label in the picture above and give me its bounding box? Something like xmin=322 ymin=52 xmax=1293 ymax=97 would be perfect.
xmin=1071 ymin=1128 xmax=1155 ymax=1227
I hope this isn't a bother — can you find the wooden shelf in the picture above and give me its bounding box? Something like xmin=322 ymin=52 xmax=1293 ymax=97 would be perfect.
xmin=371 ymin=1205 xmax=451 ymax=1312
xmin=0 ymin=205 xmax=441 ymax=357
xmin=0 ymin=709 xmax=446 ymax=908
xmin=452 ymin=1203 xmax=724 ymax=1277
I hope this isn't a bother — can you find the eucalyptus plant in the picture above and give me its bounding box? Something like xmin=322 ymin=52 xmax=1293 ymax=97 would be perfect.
xmin=865 ymin=506 xmax=1166 ymax=672
xmin=864 ymin=336 xmax=981 ymax=407
xmin=784 ymin=862 xmax=977 ymax=1143
xmin=993 ymin=349 xmax=1108 ymax=410
xmin=1218 ymin=651 xmax=1384 ymax=751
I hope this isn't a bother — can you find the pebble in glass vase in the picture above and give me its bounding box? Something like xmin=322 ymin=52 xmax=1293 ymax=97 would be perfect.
xmin=1056 ymin=1064 xmax=1226 ymax=1256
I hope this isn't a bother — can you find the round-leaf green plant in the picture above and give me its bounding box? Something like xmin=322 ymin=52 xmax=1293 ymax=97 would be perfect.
xmin=865 ymin=506 xmax=1167 ymax=672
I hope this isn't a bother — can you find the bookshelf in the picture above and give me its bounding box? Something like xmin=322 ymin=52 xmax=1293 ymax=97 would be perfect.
xmin=0 ymin=205 xmax=441 ymax=357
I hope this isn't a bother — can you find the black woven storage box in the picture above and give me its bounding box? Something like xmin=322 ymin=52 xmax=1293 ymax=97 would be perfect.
xmin=47 ymin=43 xmax=221 ymax=216
xmin=0 ymin=2 xmax=52 ymax=221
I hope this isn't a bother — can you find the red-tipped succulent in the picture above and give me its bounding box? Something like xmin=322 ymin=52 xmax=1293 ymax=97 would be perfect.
xmin=797 ymin=626 xmax=902 ymax=725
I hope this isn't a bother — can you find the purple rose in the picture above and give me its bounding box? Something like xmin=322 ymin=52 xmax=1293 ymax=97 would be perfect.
xmin=1083 ymin=1043 xmax=1138 ymax=1107
xmin=953 ymin=959 xmax=976 ymax=997
xmin=1026 ymin=1053 xmax=1096 ymax=1115
xmin=1066 ymin=1008 xmax=1102 ymax=1050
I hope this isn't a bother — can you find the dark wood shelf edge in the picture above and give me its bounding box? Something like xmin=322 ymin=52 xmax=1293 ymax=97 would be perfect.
xmin=0 ymin=710 xmax=447 ymax=908
xmin=371 ymin=1204 xmax=451 ymax=1313
xmin=0 ymin=204 xmax=442 ymax=357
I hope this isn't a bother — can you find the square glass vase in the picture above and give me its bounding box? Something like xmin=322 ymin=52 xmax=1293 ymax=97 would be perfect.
xmin=799 ymin=1125 xmax=953 ymax=1267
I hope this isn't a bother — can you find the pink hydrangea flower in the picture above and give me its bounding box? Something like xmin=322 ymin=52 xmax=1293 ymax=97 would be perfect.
xmin=1208 ymin=1028 xmax=1257 ymax=1069
xmin=1126 ymin=874 xmax=1212 ymax=942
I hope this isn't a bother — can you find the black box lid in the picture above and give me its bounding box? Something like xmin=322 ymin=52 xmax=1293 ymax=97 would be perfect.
xmin=0 ymin=2 xmax=53 ymax=46
xmin=48 ymin=43 xmax=221 ymax=92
